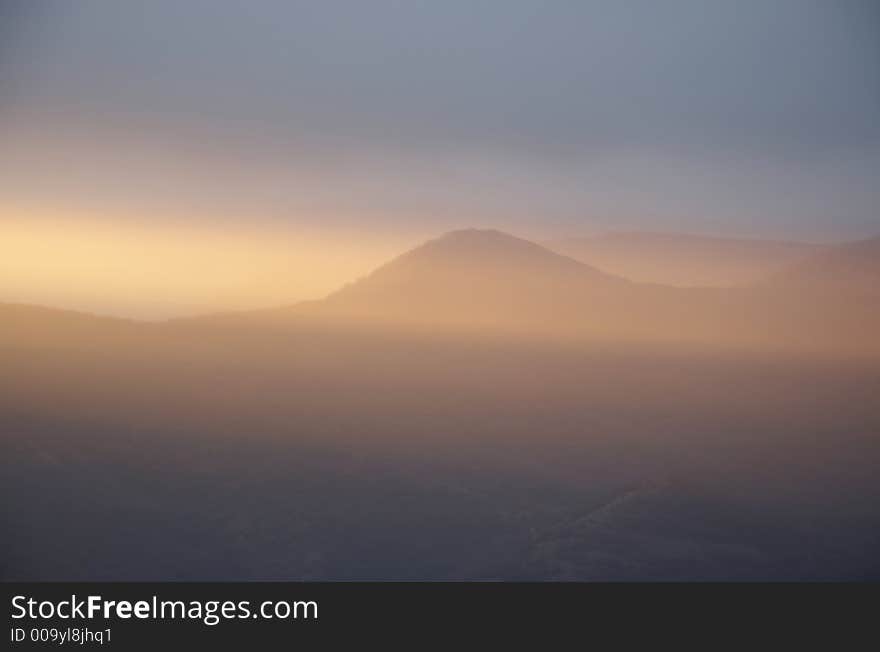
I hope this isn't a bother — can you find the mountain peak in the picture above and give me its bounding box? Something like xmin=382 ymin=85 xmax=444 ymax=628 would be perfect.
xmin=423 ymin=228 xmax=553 ymax=254
xmin=313 ymin=228 xmax=629 ymax=328
xmin=440 ymin=227 xmax=506 ymax=238
xmin=436 ymin=228 xmax=525 ymax=244
xmin=400 ymin=228 xmax=604 ymax=272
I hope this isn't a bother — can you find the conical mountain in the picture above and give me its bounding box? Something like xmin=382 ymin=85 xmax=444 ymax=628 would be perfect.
xmin=311 ymin=229 xmax=632 ymax=331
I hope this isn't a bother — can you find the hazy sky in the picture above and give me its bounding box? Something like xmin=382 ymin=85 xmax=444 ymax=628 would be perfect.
xmin=1 ymin=1 xmax=878 ymax=316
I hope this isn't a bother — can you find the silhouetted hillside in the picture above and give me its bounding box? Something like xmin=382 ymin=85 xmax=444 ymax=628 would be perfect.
xmin=3 ymin=302 xmax=879 ymax=580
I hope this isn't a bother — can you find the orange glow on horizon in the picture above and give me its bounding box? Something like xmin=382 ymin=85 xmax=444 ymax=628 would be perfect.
xmin=0 ymin=201 xmax=406 ymax=319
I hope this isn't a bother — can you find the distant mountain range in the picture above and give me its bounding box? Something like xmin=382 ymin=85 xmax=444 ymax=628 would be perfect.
xmin=173 ymin=228 xmax=875 ymax=356
xmin=3 ymin=228 xmax=879 ymax=356
xmin=765 ymin=235 xmax=880 ymax=295
xmin=544 ymin=231 xmax=824 ymax=287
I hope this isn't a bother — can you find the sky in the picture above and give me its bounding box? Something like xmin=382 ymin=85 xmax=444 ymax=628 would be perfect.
xmin=1 ymin=1 xmax=878 ymax=317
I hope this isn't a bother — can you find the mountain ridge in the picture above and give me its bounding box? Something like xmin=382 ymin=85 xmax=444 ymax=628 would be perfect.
xmin=764 ymin=234 xmax=880 ymax=294
xmin=4 ymin=229 xmax=878 ymax=357
xmin=545 ymin=231 xmax=824 ymax=287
